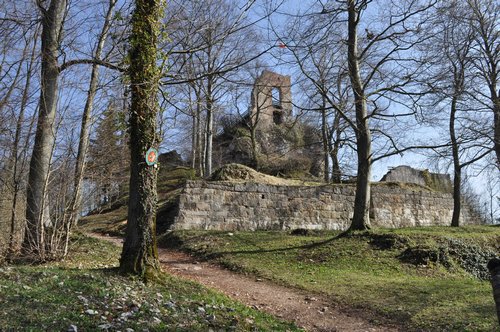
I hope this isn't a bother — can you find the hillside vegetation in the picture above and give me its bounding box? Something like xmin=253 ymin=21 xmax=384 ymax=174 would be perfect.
xmin=0 ymin=234 xmax=300 ymax=331
xmin=162 ymin=227 xmax=500 ymax=331
xmin=78 ymin=165 xmax=500 ymax=330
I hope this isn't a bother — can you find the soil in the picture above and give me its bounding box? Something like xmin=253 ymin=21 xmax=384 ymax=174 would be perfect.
xmin=91 ymin=233 xmax=402 ymax=332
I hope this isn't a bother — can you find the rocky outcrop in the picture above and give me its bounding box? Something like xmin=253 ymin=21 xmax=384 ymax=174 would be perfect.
xmin=381 ymin=166 xmax=452 ymax=193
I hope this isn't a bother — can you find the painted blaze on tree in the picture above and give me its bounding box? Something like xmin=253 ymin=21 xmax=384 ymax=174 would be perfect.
xmin=120 ymin=0 xmax=164 ymax=277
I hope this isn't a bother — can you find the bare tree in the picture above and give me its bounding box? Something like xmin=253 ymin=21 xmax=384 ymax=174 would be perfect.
xmin=20 ymin=0 xmax=125 ymax=260
xmin=23 ymin=0 xmax=68 ymax=259
xmin=65 ymin=0 xmax=117 ymax=255
xmin=466 ymin=0 xmax=499 ymax=167
xmin=8 ymin=25 xmax=40 ymax=255
xmin=434 ymin=1 xmax=491 ymax=227
xmin=280 ymin=13 xmax=352 ymax=182
xmin=420 ymin=0 xmax=495 ymax=227
xmin=319 ymin=0 xmax=437 ymax=230
xmin=163 ymin=0 xmax=266 ymax=176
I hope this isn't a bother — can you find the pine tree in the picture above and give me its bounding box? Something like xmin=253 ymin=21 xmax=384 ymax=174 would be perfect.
xmin=87 ymin=103 xmax=129 ymax=207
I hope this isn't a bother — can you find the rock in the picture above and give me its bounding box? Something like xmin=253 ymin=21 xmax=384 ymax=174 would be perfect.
xmin=197 ymin=307 xmax=206 ymax=314
xmin=120 ymin=311 xmax=133 ymax=320
xmin=125 ymin=329 xmax=135 ymax=332
xmin=77 ymin=295 xmax=88 ymax=304
xmin=85 ymin=309 xmax=98 ymax=315
xmin=130 ymin=300 xmax=141 ymax=308
xmin=97 ymin=323 xmax=113 ymax=330
xmin=164 ymin=301 xmax=176 ymax=308
xmin=67 ymin=324 xmax=78 ymax=332
xmin=152 ymin=317 xmax=162 ymax=325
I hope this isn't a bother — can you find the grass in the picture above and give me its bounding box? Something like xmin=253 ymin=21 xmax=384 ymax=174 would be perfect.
xmin=0 ymin=234 xmax=301 ymax=331
xmin=162 ymin=226 xmax=500 ymax=331
xmin=79 ymin=166 xmax=196 ymax=236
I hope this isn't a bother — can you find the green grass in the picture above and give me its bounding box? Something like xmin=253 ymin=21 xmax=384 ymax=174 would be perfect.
xmin=0 ymin=234 xmax=301 ymax=331
xmin=162 ymin=226 xmax=500 ymax=331
xmin=79 ymin=166 xmax=196 ymax=236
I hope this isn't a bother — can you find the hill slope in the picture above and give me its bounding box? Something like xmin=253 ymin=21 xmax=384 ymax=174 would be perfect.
xmin=161 ymin=227 xmax=500 ymax=331
xmin=0 ymin=234 xmax=300 ymax=331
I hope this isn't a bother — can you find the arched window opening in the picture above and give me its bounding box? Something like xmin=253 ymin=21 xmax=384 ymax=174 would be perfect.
xmin=271 ymin=87 xmax=281 ymax=109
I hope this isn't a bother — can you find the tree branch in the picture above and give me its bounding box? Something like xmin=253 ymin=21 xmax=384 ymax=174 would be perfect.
xmin=59 ymin=59 xmax=125 ymax=72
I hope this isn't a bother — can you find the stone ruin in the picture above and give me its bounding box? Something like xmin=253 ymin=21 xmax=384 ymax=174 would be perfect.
xmin=249 ymin=70 xmax=292 ymax=128
xmin=157 ymin=78 xmax=483 ymax=231
xmin=214 ymin=70 xmax=323 ymax=177
xmin=170 ymin=166 xmax=480 ymax=231
xmin=381 ymin=165 xmax=453 ymax=193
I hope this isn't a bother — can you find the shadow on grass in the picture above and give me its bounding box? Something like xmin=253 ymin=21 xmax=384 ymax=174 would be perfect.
xmin=161 ymin=230 xmax=355 ymax=260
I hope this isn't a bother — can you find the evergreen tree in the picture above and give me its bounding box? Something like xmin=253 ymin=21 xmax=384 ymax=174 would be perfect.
xmin=87 ymin=103 xmax=129 ymax=207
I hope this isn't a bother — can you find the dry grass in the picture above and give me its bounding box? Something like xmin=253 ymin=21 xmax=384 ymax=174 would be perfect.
xmin=210 ymin=163 xmax=324 ymax=186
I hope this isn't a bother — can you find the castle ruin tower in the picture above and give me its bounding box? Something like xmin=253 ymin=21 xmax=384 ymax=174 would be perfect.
xmin=250 ymin=70 xmax=292 ymax=129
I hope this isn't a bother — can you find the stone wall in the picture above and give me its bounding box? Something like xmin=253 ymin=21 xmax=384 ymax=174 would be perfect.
xmin=171 ymin=181 xmax=480 ymax=231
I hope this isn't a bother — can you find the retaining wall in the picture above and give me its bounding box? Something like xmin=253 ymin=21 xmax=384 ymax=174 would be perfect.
xmin=171 ymin=181 xmax=480 ymax=230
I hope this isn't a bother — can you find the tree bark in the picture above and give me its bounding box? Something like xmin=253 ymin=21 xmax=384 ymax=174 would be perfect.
xmin=490 ymin=84 xmax=500 ymax=167
xmin=66 ymin=0 xmax=116 ymax=255
xmin=23 ymin=0 xmax=67 ymax=258
xmin=8 ymin=27 xmax=39 ymax=255
xmin=330 ymin=114 xmax=342 ymax=183
xmin=450 ymin=95 xmax=462 ymax=227
xmin=321 ymin=95 xmax=330 ymax=182
xmin=191 ymin=111 xmax=198 ymax=169
xmin=120 ymin=0 xmax=162 ymax=277
xmin=347 ymin=0 xmax=371 ymax=231
xmin=204 ymin=77 xmax=214 ymax=176
xmin=249 ymin=92 xmax=262 ymax=170
xmin=487 ymin=258 xmax=500 ymax=324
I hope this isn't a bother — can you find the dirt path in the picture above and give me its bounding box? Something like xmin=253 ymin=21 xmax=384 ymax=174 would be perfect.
xmin=91 ymin=234 xmax=401 ymax=332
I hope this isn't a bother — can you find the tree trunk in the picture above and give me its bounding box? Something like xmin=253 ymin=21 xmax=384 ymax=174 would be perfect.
xmin=321 ymin=95 xmax=330 ymax=183
xmin=487 ymin=258 xmax=500 ymax=324
xmin=204 ymin=77 xmax=214 ymax=177
xmin=197 ymin=110 xmax=204 ymax=177
xmin=120 ymin=0 xmax=162 ymax=277
xmin=8 ymin=27 xmax=39 ymax=255
xmin=191 ymin=83 xmax=203 ymax=175
xmin=330 ymin=114 xmax=342 ymax=183
xmin=249 ymin=99 xmax=260 ymax=170
xmin=66 ymin=0 xmax=116 ymax=254
xmin=347 ymin=0 xmax=371 ymax=231
xmin=450 ymin=95 xmax=461 ymax=227
xmin=490 ymin=85 xmax=500 ymax=167
xmin=23 ymin=0 xmax=67 ymax=258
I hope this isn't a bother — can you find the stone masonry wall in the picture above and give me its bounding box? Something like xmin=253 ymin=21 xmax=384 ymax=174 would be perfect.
xmin=171 ymin=181 xmax=481 ymax=231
